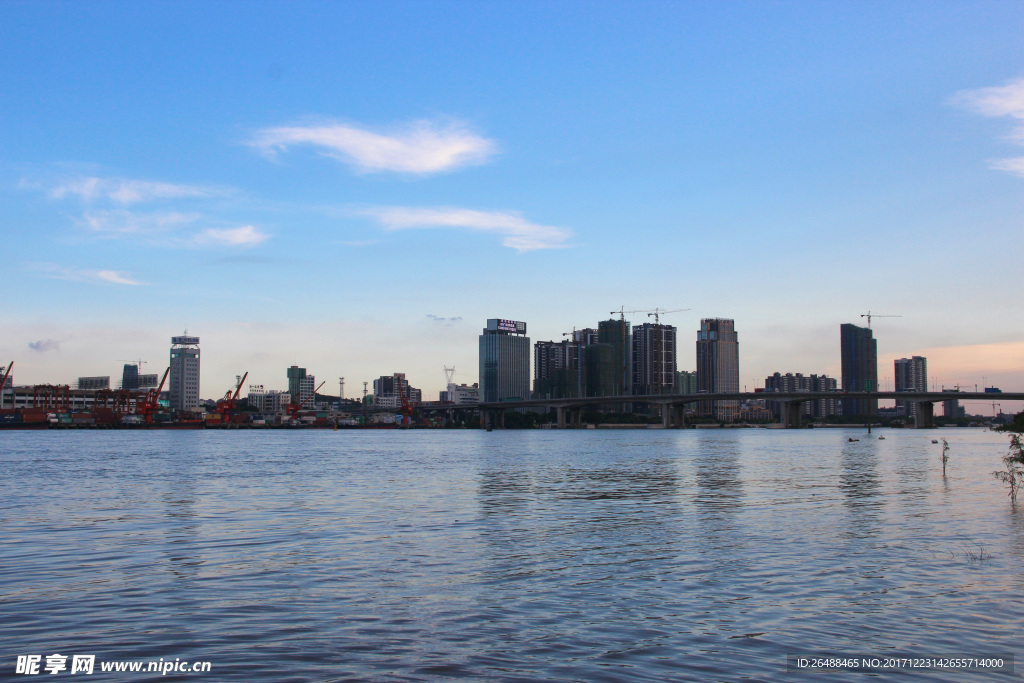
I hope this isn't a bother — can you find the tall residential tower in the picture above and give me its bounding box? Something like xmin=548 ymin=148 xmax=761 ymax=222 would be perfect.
xmin=894 ymin=356 xmax=928 ymax=422
xmin=840 ymin=323 xmax=877 ymax=417
xmin=696 ymin=318 xmax=739 ymax=420
xmin=169 ymin=335 xmax=200 ymax=411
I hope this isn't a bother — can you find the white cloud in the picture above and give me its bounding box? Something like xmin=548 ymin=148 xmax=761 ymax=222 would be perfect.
xmin=195 ymin=225 xmax=269 ymax=247
xmin=28 ymin=339 xmax=61 ymax=352
xmin=250 ymin=119 xmax=497 ymax=174
xmin=33 ymin=263 xmax=144 ymax=286
xmin=81 ymin=210 xmax=200 ymax=235
xmin=989 ymin=157 xmax=1024 ymax=178
xmin=952 ymin=78 xmax=1024 ymax=119
xmin=363 ymin=206 xmax=572 ymax=252
xmin=50 ymin=177 xmax=222 ymax=204
xmin=952 ymin=77 xmax=1024 ymax=178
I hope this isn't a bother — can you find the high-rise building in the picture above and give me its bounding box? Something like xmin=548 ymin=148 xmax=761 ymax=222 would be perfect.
xmin=373 ymin=373 xmax=421 ymax=408
xmin=534 ymin=339 xmax=580 ymax=399
xmin=479 ymin=318 xmax=530 ymax=403
xmin=287 ymin=366 xmax=307 ymax=400
xmin=598 ymin=318 xmax=631 ymax=398
xmin=943 ymin=389 xmax=966 ymax=419
xmin=632 ymin=323 xmax=677 ymax=397
xmin=894 ymin=356 xmax=928 ymax=422
xmin=676 ymin=370 xmax=698 ymax=394
xmin=763 ymin=372 xmax=838 ymax=418
xmin=169 ymin=335 xmax=200 ymax=411
xmin=696 ymin=318 xmax=739 ymax=419
xmin=840 ymin=323 xmax=877 ymax=417
xmin=121 ymin=363 xmax=139 ymax=390
xmin=77 ymin=376 xmax=110 ymax=390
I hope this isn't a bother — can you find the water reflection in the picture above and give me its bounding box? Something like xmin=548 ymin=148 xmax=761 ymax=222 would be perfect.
xmin=839 ymin=439 xmax=882 ymax=540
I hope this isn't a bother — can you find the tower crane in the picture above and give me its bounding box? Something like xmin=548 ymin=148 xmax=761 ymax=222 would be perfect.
xmin=860 ymin=311 xmax=901 ymax=329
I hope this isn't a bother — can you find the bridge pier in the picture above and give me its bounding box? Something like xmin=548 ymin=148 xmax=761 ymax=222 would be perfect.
xmin=662 ymin=404 xmax=671 ymax=429
xmin=555 ymin=406 xmax=566 ymax=429
xmin=570 ymin=408 xmax=582 ymax=429
xmin=913 ymin=401 xmax=935 ymax=428
xmin=782 ymin=401 xmax=803 ymax=428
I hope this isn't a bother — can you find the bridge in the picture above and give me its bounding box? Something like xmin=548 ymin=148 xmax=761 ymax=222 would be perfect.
xmin=426 ymin=392 xmax=1024 ymax=430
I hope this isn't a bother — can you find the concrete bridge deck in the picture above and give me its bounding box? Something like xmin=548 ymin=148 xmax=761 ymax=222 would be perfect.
xmin=438 ymin=391 xmax=1024 ymax=429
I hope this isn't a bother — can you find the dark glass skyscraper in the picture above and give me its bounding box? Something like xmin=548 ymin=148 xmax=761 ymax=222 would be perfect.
xmin=479 ymin=319 xmax=530 ymax=403
xmin=696 ymin=318 xmax=739 ymax=419
xmin=840 ymin=323 xmax=877 ymax=417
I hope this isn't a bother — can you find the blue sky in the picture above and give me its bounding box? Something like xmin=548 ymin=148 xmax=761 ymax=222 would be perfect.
xmin=2 ymin=1 xmax=1022 ymax=409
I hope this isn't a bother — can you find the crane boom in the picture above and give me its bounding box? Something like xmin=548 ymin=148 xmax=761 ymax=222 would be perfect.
xmin=231 ymin=372 xmax=249 ymax=402
xmin=0 ymin=361 xmax=13 ymax=409
xmin=861 ymin=310 xmax=902 ymax=328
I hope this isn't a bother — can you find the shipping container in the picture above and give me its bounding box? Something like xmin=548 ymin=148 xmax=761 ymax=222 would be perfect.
xmin=0 ymin=414 xmax=22 ymax=424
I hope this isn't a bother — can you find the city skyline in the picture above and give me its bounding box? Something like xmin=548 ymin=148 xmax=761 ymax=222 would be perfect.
xmin=1 ymin=2 xmax=1022 ymax=406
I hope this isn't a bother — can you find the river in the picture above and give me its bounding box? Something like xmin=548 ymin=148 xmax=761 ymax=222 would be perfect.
xmin=2 ymin=428 xmax=1020 ymax=680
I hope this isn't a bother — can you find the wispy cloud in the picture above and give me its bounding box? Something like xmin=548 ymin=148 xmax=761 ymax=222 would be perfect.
xmin=363 ymin=207 xmax=572 ymax=252
xmin=81 ymin=210 xmax=200 ymax=236
xmin=28 ymin=339 xmax=61 ymax=352
xmin=194 ymin=225 xmax=269 ymax=247
xmin=50 ymin=177 xmax=224 ymax=204
xmin=427 ymin=314 xmax=463 ymax=325
xmin=33 ymin=263 xmax=144 ymax=286
xmin=952 ymin=77 xmax=1024 ymax=178
xmin=249 ymin=119 xmax=497 ymax=174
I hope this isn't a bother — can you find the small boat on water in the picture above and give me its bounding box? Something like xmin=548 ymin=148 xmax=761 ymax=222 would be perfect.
xmin=931 ymin=439 xmax=939 ymax=444
xmin=878 ymin=436 xmax=885 ymax=440
xmin=849 ymin=437 xmax=859 ymax=442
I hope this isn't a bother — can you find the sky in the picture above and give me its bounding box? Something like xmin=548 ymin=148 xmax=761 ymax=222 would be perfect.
xmin=2 ymin=0 xmax=1023 ymax=412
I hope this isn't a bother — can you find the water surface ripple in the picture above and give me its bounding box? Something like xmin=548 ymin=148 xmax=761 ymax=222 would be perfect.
xmin=2 ymin=429 xmax=1021 ymax=681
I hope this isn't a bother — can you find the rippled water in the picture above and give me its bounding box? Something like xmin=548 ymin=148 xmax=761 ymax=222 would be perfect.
xmin=2 ymin=428 xmax=1022 ymax=681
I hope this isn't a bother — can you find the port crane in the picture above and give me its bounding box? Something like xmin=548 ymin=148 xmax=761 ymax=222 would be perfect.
xmin=0 ymin=362 xmax=13 ymax=409
xmin=213 ymin=372 xmax=249 ymax=423
xmin=288 ymin=380 xmax=325 ymax=420
xmin=393 ymin=375 xmax=415 ymax=426
xmin=138 ymin=367 xmax=170 ymax=424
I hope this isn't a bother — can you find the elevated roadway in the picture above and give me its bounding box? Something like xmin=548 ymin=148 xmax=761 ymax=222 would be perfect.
xmin=434 ymin=391 xmax=1024 ymax=429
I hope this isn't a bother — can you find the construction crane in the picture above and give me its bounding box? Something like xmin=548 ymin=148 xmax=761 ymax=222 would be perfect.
xmin=395 ymin=376 xmax=414 ymax=426
xmin=288 ymin=380 xmax=325 ymax=420
xmin=214 ymin=372 xmax=249 ymax=423
xmin=138 ymin=367 xmax=170 ymax=424
xmin=860 ymin=311 xmax=901 ymax=329
xmin=646 ymin=308 xmax=690 ymax=394
xmin=646 ymin=307 xmax=690 ymax=326
xmin=0 ymin=362 xmax=13 ymax=409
